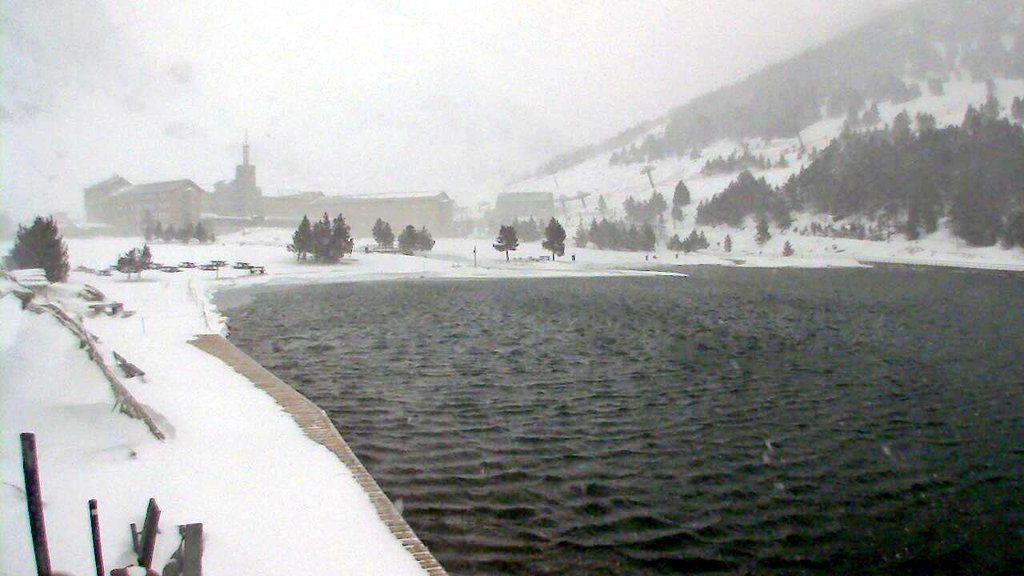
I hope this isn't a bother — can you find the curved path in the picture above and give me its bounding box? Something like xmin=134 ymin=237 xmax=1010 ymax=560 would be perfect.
xmin=190 ymin=334 xmax=447 ymax=576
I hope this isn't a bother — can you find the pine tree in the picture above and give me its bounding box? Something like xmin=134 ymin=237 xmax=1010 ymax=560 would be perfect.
xmin=640 ymin=223 xmax=656 ymax=251
xmin=1012 ymin=96 xmax=1024 ymax=122
xmin=5 ymin=215 xmax=69 ymax=282
xmin=1005 ymin=209 xmax=1024 ymax=247
xmin=288 ymin=215 xmax=314 ymax=260
xmin=116 ymin=248 xmax=141 ymax=280
xmin=672 ymin=181 xmax=691 ymax=208
xmin=598 ymin=195 xmax=607 ymax=216
xmin=783 ymin=241 xmax=794 ymax=256
xmin=980 ymin=93 xmax=1000 ymax=120
xmin=666 ymin=234 xmax=684 ymax=251
xmin=573 ymin=225 xmax=588 ymax=248
xmin=493 ymin=225 xmax=519 ymax=261
xmin=194 ymin=221 xmax=209 ymax=243
xmin=893 ymin=110 xmax=913 ymax=142
xmin=648 ymin=191 xmax=668 ymax=219
xmin=180 ymin=222 xmax=195 ymax=244
xmin=416 ymin=226 xmax=435 ymax=251
xmin=154 ymin=221 xmax=164 ymax=242
xmin=312 ymin=213 xmax=332 ymax=262
xmin=915 ymin=112 xmax=937 ymax=133
xmin=962 ymin=106 xmax=983 ymax=134
xmin=542 ymin=217 xmax=567 ymax=260
xmin=861 ymin=102 xmax=881 ymax=126
xmin=724 ymin=234 xmax=732 ymax=253
xmin=398 ymin=225 xmax=418 ymax=254
xmin=372 ymin=218 xmax=395 ymax=248
xmin=755 ymin=216 xmax=772 ymax=245
xmin=141 ymin=244 xmax=153 ymax=267
xmin=326 ymin=214 xmax=354 ymax=262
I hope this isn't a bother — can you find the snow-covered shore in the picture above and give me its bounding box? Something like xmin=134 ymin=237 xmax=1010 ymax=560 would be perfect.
xmin=2 ymin=225 xmax=1021 ymax=575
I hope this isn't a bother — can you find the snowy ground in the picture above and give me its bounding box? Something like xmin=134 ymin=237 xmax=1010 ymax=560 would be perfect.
xmin=2 ymin=208 xmax=1022 ymax=575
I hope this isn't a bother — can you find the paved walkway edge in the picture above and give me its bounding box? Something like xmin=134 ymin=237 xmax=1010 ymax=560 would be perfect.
xmin=189 ymin=334 xmax=447 ymax=575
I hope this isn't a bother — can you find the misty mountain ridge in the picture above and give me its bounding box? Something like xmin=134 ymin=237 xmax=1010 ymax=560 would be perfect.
xmin=510 ymin=0 xmax=1024 ymax=250
xmin=525 ymin=0 xmax=1023 ymax=179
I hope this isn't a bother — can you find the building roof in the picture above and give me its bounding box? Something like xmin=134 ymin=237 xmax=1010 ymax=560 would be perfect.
xmin=497 ymin=191 xmax=553 ymax=202
xmin=112 ymin=179 xmax=207 ymax=197
xmin=313 ymin=191 xmax=452 ymax=204
xmin=85 ymin=174 xmax=132 ymax=194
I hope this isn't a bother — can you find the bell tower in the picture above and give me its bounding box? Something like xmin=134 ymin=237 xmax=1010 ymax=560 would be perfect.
xmin=234 ymin=133 xmax=258 ymax=216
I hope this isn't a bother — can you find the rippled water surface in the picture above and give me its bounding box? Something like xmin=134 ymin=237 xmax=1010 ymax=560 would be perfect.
xmin=224 ymin=267 xmax=1024 ymax=575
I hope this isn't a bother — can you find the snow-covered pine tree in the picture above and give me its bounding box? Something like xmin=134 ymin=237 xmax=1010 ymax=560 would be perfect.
xmin=542 ymin=218 xmax=566 ymax=260
xmin=5 ymin=215 xmax=69 ymax=282
xmin=755 ymin=216 xmax=772 ymax=245
xmin=493 ymin=225 xmax=519 ymax=261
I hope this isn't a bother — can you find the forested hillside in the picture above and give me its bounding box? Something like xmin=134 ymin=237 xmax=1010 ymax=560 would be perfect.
xmin=532 ymin=0 xmax=1023 ymax=177
xmin=696 ymin=105 xmax=1024 ymax=247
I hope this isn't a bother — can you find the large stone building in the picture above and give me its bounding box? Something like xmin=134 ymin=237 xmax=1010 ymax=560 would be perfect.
xmin=263 ymin=191 xmax=455 ymax=238
xmin=83 ymin=176 xmax=206 ymax=232
xmin=84 ymin=141 xmax=457 ymax=237
xmin=493 ymin=191 xmax=556 ymax=223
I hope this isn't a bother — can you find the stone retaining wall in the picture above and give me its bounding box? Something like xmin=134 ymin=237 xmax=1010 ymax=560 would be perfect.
xmin=190 ymin=334 xmax=447 ymax=575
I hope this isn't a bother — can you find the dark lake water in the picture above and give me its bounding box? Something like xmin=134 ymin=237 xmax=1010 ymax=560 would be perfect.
xmin=223 ymin=267 xmax=1024 ymax=575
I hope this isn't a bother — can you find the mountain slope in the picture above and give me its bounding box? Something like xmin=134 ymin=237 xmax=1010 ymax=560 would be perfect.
xmin=526 ymin=0 xmax=1023 ymax=180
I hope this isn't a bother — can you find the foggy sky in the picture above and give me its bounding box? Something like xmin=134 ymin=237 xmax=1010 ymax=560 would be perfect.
xmin=1 ymin=0 xmax=912 ymax=223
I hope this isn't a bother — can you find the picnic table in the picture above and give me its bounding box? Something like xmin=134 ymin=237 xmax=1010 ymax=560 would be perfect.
xmin=232 ymin=262 xmax=252 ymax=270
xmin=88 ymin=302 xmax=124 ymax=316
xmin=198 ymin=264 xmax=219 ymax=271
xmin=112 ymin=350 xmax=146 ymax=378
xmin=179 ymin=261 xmax=196 ymax=268
xmin=248 ymin=266 xmax=266 ymax=275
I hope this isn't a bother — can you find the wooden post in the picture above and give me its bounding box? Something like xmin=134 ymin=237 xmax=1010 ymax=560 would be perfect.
xmin=138 ymin=498 xmax=161 ymax=568
xmin=20 ymin=433 xmax=51 ymax=576
xmin=130 ymin=523 xmax=141 ymax=555
xmin=88 ymin=499 xmax=105 ymax=576
xmin=180 ymin=524 xmax=204 ymax=576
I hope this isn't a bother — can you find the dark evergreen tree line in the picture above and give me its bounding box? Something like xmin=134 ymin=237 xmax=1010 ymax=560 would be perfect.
xmin=144 ymin=219 xmax=213 ymax=244
xmin=700 ymin=149 xmax=773 ymax=176
xmin=786 ymin=106 xmax=1024 ymax=246
xmin=695 ymin=170 xmax=792 ymax=228
xmin=398 ymin=225 xmax=435 ymax=254
xmin=622 ymin=191 xmax=668 ymax=224
xmin=583 ymin=218 xmax=657 ymax=252
xmin=508 ymin=217 xmax=543 ymax=242
xmin=666 ymin=230 xmax=709 ymax=253
xmin=288 ymin=213 xmax=353 ymax=262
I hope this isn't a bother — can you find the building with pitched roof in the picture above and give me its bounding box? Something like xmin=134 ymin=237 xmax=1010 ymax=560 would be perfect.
xmin=83 ymin=176 xmax=206 ymax=232
xmin=84 ymin=140 xmax=458 ymax=237
xmin=493 ymin=191 xmax=556 ymax=223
